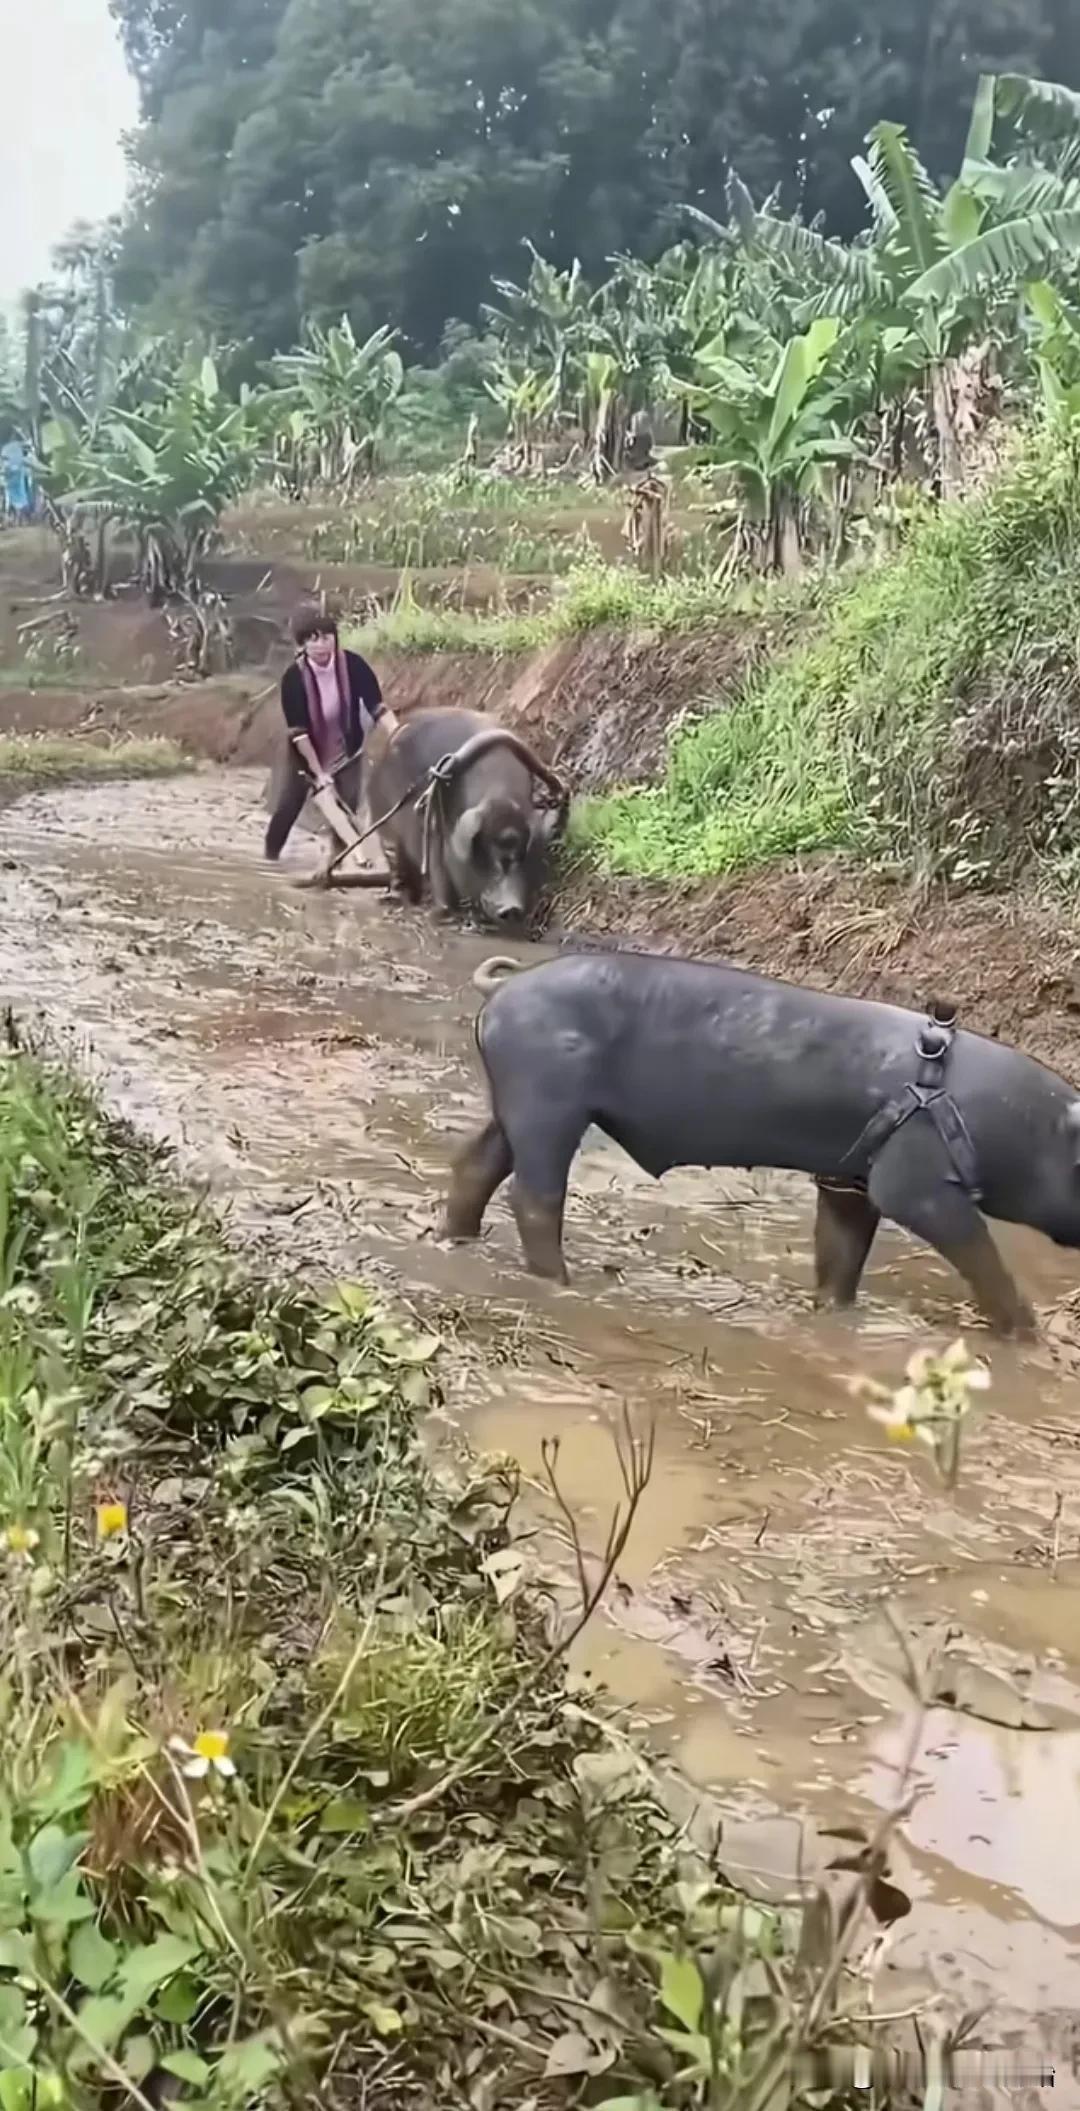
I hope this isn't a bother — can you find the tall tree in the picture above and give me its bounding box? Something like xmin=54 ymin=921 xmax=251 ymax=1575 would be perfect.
xmin=107 ymin=0 xmax=1077 ymax=357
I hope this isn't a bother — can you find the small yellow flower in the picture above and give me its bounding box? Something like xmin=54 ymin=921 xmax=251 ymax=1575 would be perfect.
xmin=169 ymin=1729 xmax=236 ymax=1781
xmin=866 ymin=1398 xmax=916 ymax=1441
xmin=96 ymin=1501 xmax=129 ymax=1541
xmin=5 ymin=1523 xmax=39 ymax=1562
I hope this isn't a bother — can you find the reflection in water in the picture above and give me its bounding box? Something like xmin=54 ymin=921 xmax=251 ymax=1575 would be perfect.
xmin=863 ymin=1708 xmax=1080 ymax=1929
xmin=3 ymin=767 xmax=1080 ymax=2034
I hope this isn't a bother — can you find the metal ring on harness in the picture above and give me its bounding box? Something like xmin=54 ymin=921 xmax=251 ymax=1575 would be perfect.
xmin=832 ymin=1000 xmax=981 ymax=1201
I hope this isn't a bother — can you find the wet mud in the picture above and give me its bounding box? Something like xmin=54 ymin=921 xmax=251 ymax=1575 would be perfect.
xmin=3 ymin=766 xmax=1080 ymax=2080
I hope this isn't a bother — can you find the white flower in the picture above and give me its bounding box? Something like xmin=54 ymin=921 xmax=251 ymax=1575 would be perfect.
xmin=169 ymin=1730 xmax=236 ymax=1780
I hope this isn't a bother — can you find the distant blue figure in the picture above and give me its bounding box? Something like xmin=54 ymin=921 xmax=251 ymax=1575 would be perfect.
xmin=0 ymin=438 xmax=33 ymax=523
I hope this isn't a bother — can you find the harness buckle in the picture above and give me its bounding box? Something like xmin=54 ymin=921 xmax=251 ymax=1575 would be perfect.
xmin=837 ymin=1001 xmax=979 ymax=1199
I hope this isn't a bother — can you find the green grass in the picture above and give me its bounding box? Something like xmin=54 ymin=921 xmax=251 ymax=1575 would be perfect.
xmin=354 ymin=556 xmax=779 ymax=656
xmin=579 ymin=420 xmax=1080 ymax=886
xmin=299 ymin=476 xmax=731 ymax=579
xmin=0 ymin=662 xmax=98 ymax=692
xmin=234 ymin=468 xmax=737 ymax=596
xmin=0 ymin=734 xmax=186 ymax=790
xmin=0 ymin=1030 xmax=869 ymax=2110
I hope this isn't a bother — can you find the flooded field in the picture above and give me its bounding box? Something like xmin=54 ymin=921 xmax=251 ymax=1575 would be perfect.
xmin=3 ymin=765 xmax=1080 ymax=2084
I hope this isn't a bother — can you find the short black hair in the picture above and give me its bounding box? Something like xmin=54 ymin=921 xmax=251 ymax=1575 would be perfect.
xmin=292 ymin=602 xmax=340 ymax=647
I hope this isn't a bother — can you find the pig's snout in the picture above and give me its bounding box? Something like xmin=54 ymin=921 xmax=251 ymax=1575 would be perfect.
xmin=482 ymin=879 xmax=528 ymax=927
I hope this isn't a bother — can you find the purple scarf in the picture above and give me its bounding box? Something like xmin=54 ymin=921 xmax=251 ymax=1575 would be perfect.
xmin=298 ymin=647 xmax=350 ymax=769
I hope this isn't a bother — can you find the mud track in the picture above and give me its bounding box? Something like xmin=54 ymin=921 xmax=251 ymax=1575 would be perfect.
xmin=3 ymin=766 xmax=1080 ymax=2076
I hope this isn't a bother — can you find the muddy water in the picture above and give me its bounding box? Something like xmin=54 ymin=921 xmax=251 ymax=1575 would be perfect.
xmin=4 ymin=767 xmax=1080 ymax=2075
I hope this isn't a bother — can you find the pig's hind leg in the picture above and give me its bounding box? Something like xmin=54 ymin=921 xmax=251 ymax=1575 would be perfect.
xmin=502 ymin=1097 xmax=590 ymax=1284
xmin=867 ymin=1121 xmax=1035 ymax=1338
xmin=445 ymin=1119 xmax=513 ymax=1240
xmin=813 ymin=1179 xmax=881 ymax=1307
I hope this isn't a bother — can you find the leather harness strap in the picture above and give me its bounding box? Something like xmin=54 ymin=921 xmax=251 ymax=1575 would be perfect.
xmin=816 ymin=1002 xmax=981 ymax=1203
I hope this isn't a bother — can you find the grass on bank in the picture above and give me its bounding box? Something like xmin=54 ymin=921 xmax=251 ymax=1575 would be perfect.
xmin=0 ymin=1031 xmax=885 ymax=2111
xmin=0 ymin=735 xmax=185 ymax=791
xmin=352 ymin=555 xmax=780 ymax=657
xmin=0 ymin=667 xmax=93 ymax=696
xmin=577 ymin=419 xmax=1080 ymax=887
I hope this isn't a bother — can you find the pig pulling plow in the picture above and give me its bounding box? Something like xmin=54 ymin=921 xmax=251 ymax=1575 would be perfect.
xmin=295 ymin=725 xmax=568 ymax=899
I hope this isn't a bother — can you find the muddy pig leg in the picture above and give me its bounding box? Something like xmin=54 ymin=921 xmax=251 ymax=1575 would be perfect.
xmin=444 ymin=1118 xmax=513 ymax=1239
xmin=502 ymin=1108 xmax=590 ymax=1284
xmin=510 ymin=1184 xmax=569 ymax=1283
xmin=867 ymin=1123 xmax=1035 ymax=1338
xmin=389 ymin=840 xmax=424 ymax=905
xmin=813 ymin=1179 xmax=881 ymax=1308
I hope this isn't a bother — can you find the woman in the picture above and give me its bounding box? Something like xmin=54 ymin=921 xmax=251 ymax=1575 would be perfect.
xmin=265 ymin=604 xmax=398 ymax=861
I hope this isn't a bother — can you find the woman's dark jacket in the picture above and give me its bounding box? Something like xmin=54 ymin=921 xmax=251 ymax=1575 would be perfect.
xmin=280 ymin=650 xmax=384 ymax=759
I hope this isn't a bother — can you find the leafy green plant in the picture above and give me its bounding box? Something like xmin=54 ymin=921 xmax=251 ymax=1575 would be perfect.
xmin=39 ymin=356 xmax=264 ymax=604
xmin=303 ymin=471 xmax=606 ymax=571
xmin=272 ymin=317 xmax=403 ymax=493
xmin=579 ymin=415 xmax=1080 ymax=885
xmin=681 ymin=315 xmax=859 ymax=571
xmin=0 ymin=1031 xmax=880 ymax=2109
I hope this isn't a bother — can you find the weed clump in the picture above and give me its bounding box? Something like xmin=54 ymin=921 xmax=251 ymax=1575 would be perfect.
xmin=0 ymin=735 xmax=184 ymax=790
xmin=354 ymin=552 xmax=775 ymax=658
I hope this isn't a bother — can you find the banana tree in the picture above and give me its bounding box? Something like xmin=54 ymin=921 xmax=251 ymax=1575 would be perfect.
xmin=483 ymin=245 xmax=593 ymax=418
xmin=272 ymin=317 xmax=403 ymax=492
xmin=712 ymin=77 xmax=1080 ymax=496
xmin=683 ymin=316 xmax=860 ymax=572
xmin=578 ymin=301 xmax=658 ymax=477
xmin=483 ymin=354 xmax=559 ymax=468
xmin=58 ymin=355 xmax=265 ymax=604
xmin=630 ymin=247 xmax=738 ymax=410
xmin=1024 ymin=279 xmax=1080 ymax=418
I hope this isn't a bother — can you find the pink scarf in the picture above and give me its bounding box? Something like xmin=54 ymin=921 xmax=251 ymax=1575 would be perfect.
xmin=299 ymin=647 xmax=350 ymax=767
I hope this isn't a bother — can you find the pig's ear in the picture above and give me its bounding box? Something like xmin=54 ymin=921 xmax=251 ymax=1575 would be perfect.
xmin=449 ymin=805 xmax=484 ymax=864
xmin=531 ymin=802 xmax=567 ymax=849
xmin=1064 ymin=1101 xmax=1080 ymax=1159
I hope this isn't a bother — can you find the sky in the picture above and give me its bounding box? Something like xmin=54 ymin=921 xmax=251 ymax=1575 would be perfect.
xmin=1 ymin=0 xmax=138 ymax=304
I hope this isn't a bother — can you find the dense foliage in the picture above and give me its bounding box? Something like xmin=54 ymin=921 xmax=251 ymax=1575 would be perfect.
xmin=0 ymin=1031 xmax=891 ymax=2109
xmin=577 ymin=418 xmax=1080 ymax=885
xmin=105 ymin=0 xmax=1080 ymax=359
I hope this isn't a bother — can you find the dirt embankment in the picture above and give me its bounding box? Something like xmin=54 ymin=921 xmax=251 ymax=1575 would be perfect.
xmin=559 ymin=857 xmax=1080 ymax=1084
xmin=1 ymin=527 xmax=785 ymax=791
xmin=379 ymin=618 xmax=782 ymax=787
xmin=0 ymin=607 xmax=782 ymax=791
